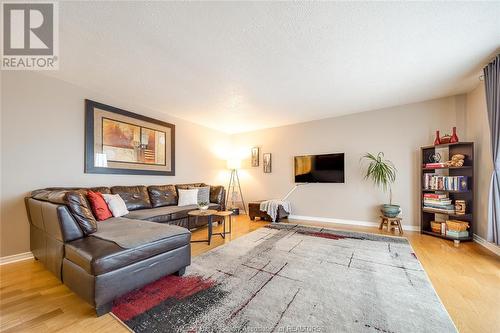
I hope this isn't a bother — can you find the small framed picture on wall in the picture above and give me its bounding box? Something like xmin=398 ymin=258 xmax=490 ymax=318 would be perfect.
xmin=251 ymin=147 xmax=260 ymax=167
xmin=263 ymin=153 xmax=272 ymax=173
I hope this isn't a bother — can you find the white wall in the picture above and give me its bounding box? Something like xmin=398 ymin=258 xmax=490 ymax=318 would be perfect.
xmin=232 ymin=96 xmax=466 ymax=228
xmin=1 ymin=72 xmax=229 ymax=257
xmin=2 ymin=70 xmax=490 ymax=257
xmin=465 ymin=83 xmax=493 ymax=239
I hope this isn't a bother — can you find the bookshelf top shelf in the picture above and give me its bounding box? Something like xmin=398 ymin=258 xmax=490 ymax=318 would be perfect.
xmin=421 ymin=142 xmax=474 ymax=150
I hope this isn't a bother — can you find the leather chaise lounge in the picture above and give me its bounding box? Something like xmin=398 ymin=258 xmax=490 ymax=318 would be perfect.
xmin=25 ymin=183 xmax=225 ymax=316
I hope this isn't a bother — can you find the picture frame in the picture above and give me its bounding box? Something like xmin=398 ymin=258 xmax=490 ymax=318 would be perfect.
xmin=251 ymin=147 xmax=260 ymax=167
xmin=263 ymin=153 xmax=272 ymax=173
xmin=85 ymin=99 xmax=175 ymax=175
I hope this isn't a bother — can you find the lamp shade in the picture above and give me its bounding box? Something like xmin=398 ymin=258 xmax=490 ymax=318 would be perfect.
xmin=227 ymin=158 xmax=241 ymax=170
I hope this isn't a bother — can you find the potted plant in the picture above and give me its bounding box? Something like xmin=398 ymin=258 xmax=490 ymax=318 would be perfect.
xmin=198 ymin=201 xmax=209 ymax=210
xmin=361 ymin=152 xmax=400 ymax=217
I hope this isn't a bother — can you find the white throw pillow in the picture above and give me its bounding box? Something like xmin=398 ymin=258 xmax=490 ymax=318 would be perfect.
xmin=102 ymin=194 xmax=129 ymax=217
xmin=178 ymin=189 xmax=199 ymax=206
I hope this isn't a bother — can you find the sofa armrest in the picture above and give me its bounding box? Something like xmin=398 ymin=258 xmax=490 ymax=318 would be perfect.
xmin=209 ymin=185 xmax=226 ymax=210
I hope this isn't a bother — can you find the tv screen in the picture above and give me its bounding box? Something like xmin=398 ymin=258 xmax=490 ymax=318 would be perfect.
xmin=294 ymin=153 xmax=345 ymax=183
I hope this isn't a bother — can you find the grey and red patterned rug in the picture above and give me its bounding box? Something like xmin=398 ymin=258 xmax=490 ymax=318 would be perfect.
xmin=112 ymin=223 xmax=457 ymax=332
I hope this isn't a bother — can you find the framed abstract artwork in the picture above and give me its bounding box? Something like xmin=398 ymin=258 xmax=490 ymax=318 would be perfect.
xmin=85 ymin=99 xmax=175 ymax=175
xmin=263 ymin=153 xmax=272 ymax=173
xmin=251 ymin=147 xmax=260 ymax=167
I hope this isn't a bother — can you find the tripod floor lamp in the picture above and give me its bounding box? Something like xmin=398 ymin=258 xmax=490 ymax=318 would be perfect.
xmin=225 ymin=158 xmax=247 ymax=215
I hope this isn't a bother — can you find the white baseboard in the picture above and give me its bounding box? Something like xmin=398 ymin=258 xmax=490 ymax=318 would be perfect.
xmin=288 ymin=215 xmax=499 ymax=255
xmin=473 ymin=234 xmax=500 ymax=256
xmin=0 ymin=252 xmax=34 ymax=265
xmin=288 ymin=215 xmax=420 ymax=232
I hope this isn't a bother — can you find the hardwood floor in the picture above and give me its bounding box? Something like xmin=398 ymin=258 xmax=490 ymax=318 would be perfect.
xmin=1 ymin=216 xmax=498 ymax=333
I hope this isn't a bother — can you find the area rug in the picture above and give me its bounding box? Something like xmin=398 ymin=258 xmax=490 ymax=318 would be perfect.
xmin=112 ymin=223 xmax=457 ymax=332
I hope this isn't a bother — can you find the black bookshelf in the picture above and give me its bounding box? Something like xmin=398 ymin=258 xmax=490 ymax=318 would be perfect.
xmin=420 ymin=142 xmax=474 ymax=242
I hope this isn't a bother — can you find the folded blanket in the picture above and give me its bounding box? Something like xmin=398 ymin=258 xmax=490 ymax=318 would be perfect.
xmin=259 ymin=199 xmax=291 ymax=222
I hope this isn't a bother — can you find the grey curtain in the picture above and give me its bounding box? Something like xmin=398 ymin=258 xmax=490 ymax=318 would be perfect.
xmin=484 ymin=54 xmax=500 ymax=245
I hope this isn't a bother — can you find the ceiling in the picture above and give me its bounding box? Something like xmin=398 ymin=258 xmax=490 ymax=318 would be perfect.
xmin=45 ymin=1 xmax=500 ymax=133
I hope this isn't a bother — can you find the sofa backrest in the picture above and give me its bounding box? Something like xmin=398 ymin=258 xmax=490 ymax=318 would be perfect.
xmin=147 ymin=185 xmax=178 ymax=207
xmin=174 ymin=183 xmax=206 ymax=193
xmin=26 ymin=197 xmax=85 ymax=242
xmin=28 ymin=187 xmax=111 ymax=241
xmin=25 ymin=196 xmax=85 ymax=280
xmin=110 ymin=186 xmax=152 ymax=211
xmin=27 ymin=183 xmax=225 ymax=240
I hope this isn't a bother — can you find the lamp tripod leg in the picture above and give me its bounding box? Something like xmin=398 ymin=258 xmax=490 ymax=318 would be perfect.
xmin=225 ymin=170 xmax=234 ymax=210
xmin=235 ymin=170 xmax=247 ymax=215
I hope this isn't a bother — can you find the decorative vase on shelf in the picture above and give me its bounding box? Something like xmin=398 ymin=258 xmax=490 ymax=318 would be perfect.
xmin=434 ymin=130 xmax=441 ymax=145
xmin=450 ymin=127 xmax=459 ymax=143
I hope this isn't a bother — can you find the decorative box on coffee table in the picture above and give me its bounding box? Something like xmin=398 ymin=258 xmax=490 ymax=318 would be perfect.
xmin=248 ymin=201 xmax=289 ymax=222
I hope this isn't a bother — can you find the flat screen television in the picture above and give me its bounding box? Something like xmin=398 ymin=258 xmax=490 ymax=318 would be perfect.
xmin=294 ymin=153 xmax=345 ymax=183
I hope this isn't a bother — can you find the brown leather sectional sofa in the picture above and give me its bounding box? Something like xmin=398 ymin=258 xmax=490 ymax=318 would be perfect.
xmin=25 ymin=183 xmax=225 ymax=316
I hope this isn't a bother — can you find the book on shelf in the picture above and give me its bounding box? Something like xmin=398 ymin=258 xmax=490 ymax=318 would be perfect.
xmin=423 ymin=204 xmax=455 ymax=213
xmin=424 ymin=163 xmax=446 ymax=168
xmin=423 ymin=193 xmax=453 ymax=211
xmin=423 ymin=174 xmax=468 ymax=191
xmin=423 ymin=193 xmax=448 ymax=199
xmin=424 ymin=199 xmax=452 ymax=205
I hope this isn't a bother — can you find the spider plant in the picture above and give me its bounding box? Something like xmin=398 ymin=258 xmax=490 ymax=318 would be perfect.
xmin=361 ymin=152 xmax=397 ymax=205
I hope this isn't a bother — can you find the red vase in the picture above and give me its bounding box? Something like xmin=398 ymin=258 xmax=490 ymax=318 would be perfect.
xmin=434 ymin=130 xmax=441 ymax=145
xmin=450 ymin=127 xmax=459 ymax=143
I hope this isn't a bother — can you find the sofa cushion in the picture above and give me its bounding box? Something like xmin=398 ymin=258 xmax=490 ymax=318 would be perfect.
xmin=86 ymin=191 xmax=113 ymax=221
xmin=102 ymin=194 xmax=129 ymax=217
xmin=178 ymin=189 xmax=199 ymax=206
xmin=148 ymin=185 xmax=178 ymax=207
xmin=124 ymin=203 xmax=219 ymax=223
xmin=31 ymin=189 xmax=71 ymax=205
xmin=64 ymin=191 xmax=97 ymax=235
xmin=209 ymin=185 xmax=225 ymax=204
xmin=111 ymin=186 xmax=151 ymax=211
xmin=64 ymin=218 xmax=190 ymax=275
xmin=31 ymin=187 xmax=110 ymax=205
xmin=175 ymin=183 xmax=204 ymax=193
xmin=191 ymin=186 xmax=210 ymax=204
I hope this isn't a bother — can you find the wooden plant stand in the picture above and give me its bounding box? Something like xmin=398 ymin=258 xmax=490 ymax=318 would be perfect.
xmin=379 ymin=215 xmax=403 ymax=234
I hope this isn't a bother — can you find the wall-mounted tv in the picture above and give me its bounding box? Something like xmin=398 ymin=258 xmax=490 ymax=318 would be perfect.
xmin=294 ymin=153 xmax=345 ymax=183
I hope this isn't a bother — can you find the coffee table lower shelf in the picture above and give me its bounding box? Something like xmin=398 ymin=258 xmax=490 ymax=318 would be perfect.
xmin=421 ymin=230 xmax=472 ymax=242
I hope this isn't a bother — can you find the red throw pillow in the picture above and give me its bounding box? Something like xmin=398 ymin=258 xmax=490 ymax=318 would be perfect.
xmin=86 ymin=190 xmax=113 ymax=221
